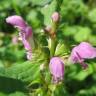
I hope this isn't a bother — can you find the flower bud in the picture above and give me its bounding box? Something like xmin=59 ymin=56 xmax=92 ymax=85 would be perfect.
xmin=44 ymin=25 xmax=52 ymax=33
xmin=51 ymin=12 xmax=60 ymax=22
xmin=49 ymin=57 xmax=64 ymax=83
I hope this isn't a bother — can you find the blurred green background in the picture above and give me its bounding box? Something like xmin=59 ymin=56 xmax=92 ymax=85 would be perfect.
xmin=0 ymin=0 xmax=96 ymax=96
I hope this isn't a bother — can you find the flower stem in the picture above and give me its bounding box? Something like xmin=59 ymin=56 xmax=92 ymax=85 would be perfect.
xmin=50 ymin=22 xmax=57 ymax=58
xmin=50 ymin=38 xmax=57 ymax=58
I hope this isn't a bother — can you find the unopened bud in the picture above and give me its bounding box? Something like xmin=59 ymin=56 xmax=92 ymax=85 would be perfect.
xmin=51 ymin=12 xmax=60 ymax=22
xmin=44 ymin=25 xmax=52 ymax=32
xmin=49 ymin=57 xmax=64 ymax=83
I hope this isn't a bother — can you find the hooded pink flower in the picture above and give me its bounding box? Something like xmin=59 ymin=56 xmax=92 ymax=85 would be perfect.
xmin=49 ymin=57 xmax=64 ymax=83
xmin=6 ymin=15 xmax=27 ymax=28
xmin=69 ymin=42 xmax=96 ymax=69
xmin=6 ymin=15 xmax=33 ymax=60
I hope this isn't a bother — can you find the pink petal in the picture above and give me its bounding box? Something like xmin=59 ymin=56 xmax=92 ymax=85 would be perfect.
xmin=6 ymin=15 xmax=27 ymax=28
xmin=25 ymin=26 xmax=32 ymax=39
xmin=49 ymin=57 xmax=64 ymax=78
xmin=76 ymin=42 xmax=96 ymax=59
xmin=22 ymin=39 xmax=32 ymax=51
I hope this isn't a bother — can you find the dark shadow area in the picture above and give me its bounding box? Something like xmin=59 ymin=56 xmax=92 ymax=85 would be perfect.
xmin=65 ymin=75 xmax=96 ymax=95
xmin=0 ymin=76 xmax=28 ymax=94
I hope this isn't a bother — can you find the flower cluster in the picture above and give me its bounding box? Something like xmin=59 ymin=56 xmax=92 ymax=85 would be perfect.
xmin=6 ymin=12 xmax=96 ymax=84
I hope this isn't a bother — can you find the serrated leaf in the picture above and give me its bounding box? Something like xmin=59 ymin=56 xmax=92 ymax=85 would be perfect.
xmin=0 ymin=59 xmax=45 ymax=83
xmin=55 ymin=43 xmax=68 ymax=56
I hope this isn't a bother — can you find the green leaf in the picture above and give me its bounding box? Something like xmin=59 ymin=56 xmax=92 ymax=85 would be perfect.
xmin=60 ymin=0 xmax=88 ymax=22
xmin=88 ymin=8 xmax=96 ymax=23
xmin=61 ymin=26 xmax=77 ymax=36
xmin=53 ymin=84 xmax=68 ymax=96
xmin=73 ymin=64 xmax=94 ymax=81
xmin=55 ymin=42 xmax=68 ymax=56
xmin=0 ymin=59 xmax=45 ymax=83
xmin=74 ymin=27 xmax=91 ymax=42
xmin=0 ymin=92 xmax=27 ymax=96
xmin=30 ymin=0 xmax=51 ymax=6
xmin=77 ymin=86 xmax=96 ymax=95
xmin=89 ymin=35 xmax=96 ymax=46
xmin=8 ymin=92 xmax=27 ymax=96
xmin=12 ymin=0 xmax=51 ymax=7
xmin=26 ymin=10 xmax=43 ymax=28
xmin=0 ymin=93 xmax=6 ymax=96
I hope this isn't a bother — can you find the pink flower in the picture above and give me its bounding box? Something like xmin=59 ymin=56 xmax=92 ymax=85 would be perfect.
xmin=6 ymin=15 xmax=27 ymax=28
xmin=6 ymin=15 xmax=33 ymax=60
xmin=69 ymin=42 xmax=96 ymax=69
xmin=19 ymin=26 xmax=32 ymax=51
xmin=51 ymin=12 xmax=60 ymax=22
xmin=49 ymin=57 xmax=64 ymax=83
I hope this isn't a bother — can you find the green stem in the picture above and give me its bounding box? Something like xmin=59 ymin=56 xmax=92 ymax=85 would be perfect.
xmin=50 ymin=22 xmax=58 ymax=58
xmin=50 ymin=38 xmax=57 ymax=58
